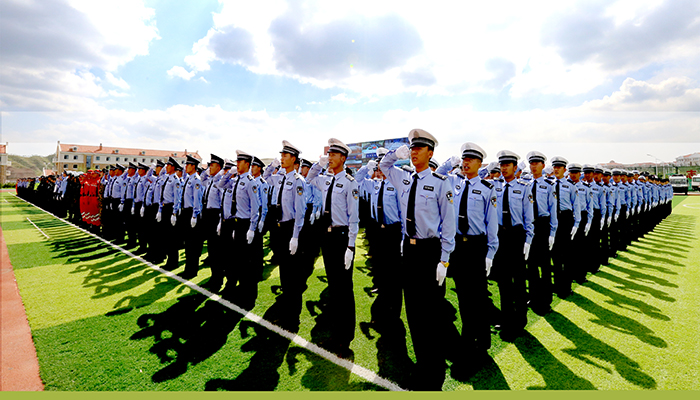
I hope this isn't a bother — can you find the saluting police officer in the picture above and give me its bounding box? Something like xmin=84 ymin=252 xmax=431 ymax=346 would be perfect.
xmin=132 ymin=162 xmax=149 ymax=254
xmin=250 ymin=156 xmax=269 ymax=282
xmin=306 ymin=138 xmax=359 ymax=357
xmin=550 ymin=156 xmax=581 ymax=298
xmin=569 ymin=163 xmax=593 ymax=283
xmin=379 ymin=129 xmax=455 ymax=391
xmin=120 ymin=163 xmax=138 ymax=247
xmin=156 ymin=157 xmax=182 ymax=270
xmin=436 ymin=142 xmax=498 ymax=376
xmin=491 ymin=150 xmax=534 ymax=342
xmin=175 ymin=155 xmax=204 ymax=279
xmin=143 ymin=160 xmax=164 ymax=263
xmin=526 ymin=151 xmax=557 ymax=315
xmin=110 ymin=163 xmax=127 ymax=243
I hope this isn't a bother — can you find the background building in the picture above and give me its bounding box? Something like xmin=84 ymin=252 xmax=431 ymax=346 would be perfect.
xmin=0 ymin=143 xmax=9 ymax=185
xmin=54 ymin=142 xmax=201 ymax=173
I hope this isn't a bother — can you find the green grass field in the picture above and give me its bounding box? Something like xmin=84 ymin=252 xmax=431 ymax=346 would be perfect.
xmin=2 ymin=191 xmax=699 ymax=390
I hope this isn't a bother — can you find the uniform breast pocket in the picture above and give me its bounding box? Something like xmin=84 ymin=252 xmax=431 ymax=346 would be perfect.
xmin=468 ymin=194 xmax=484 ymax=206
xmin=419 ymin=192 xmax=436 ymax=205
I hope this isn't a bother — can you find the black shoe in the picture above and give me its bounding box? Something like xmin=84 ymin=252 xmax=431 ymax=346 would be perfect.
xmin=162 ymin=263 xmax=179 ymax=271
xmin=533 ymin=306 xmax=551 ymax=316
xmin=180 ymin=270 xmax=197 ymax=280
xmin=500 ymin=328 xmax=522 ymax=342
xmin=557 ymin=290 xmax=572 ymax=299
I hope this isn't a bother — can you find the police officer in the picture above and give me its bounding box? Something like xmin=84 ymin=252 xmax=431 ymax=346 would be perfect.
xmin=110 ymin=164 xmax=127 ymax=242
xmin=143 ymin=160 xmax=165 ymax=263
xmin=200 ymin=154 xmax=225 ymax=291
xmin=120 ymin=162 xmax=138 ymax=247
xmin=306 ymin=138 xmax=359 ymax=357
xmin=592 ymin=165 xmax=608 ymax=269
xmin=436 ymin=142 xmax=498 ymax=376
xmin=379 ymin=129 xmax=455 ymax=390
xmin=491 ymin=150 xmax=534 ymax=342
xmin=250 ymin=156 xmax=269 ymax=281
xmin=156 ymin=157 xmax=182 ymax=270
xmin=526 ymin=151 xmax=557 ymax=315
xmin=132 ymin=162 xmax=150 ymax=254
xmin=216 ymin=151 xmax=260 ymax=307
xmin=550 ymin=156 xmax=581 ymax=298
xmin=612 ymin=169 xmax=628 ymax=252
xmin=175 ymin=155 xmax=204 ymax=279
xmin=569 ymin=163 xmax=593 ymax=283
xmin=264 ymin=141 xmax=307 ymax=328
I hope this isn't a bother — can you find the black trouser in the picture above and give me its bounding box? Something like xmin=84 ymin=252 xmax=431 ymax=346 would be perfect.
xmin=144 ymin=204 xmax=159 ymax=260
xmin=202 ymin=208 xmax=222 ymax=278
xmin=493 ymin=225 xmax=527 ymax=333
xmin=111 ymin=198 xmax=125 ymax=241
xmin=181 ymin=208 xmax=204 ymax=275
xmin=600 ymin=212 xmax=610 ymax=265
xmin=451 ymin=234 xmax=491 ymax=357
xmin=588 ymin=209 xmax=602 ymax=273
xmin=572 ymin=210 xmax=588 ymax=282
xmin=527 ymin=217 xmax=553 ymax=311
xmin=133 ymin=201 xmax=144 ymax=249
xmin=552 ymin=210 xmax=574 ymax=296
xmin=224 ymin=218 xmax=260 ymax=310
xmin=159 ymin=203 xmax=179 ymax=267
xmin=277 ymin=220 xmax=311 ymax=326
xmin=617 ymin=205 xmax=628 ymax=251
xmin=402 ymin=237 xmax=454 ymax=390
xmin=123 ymin=198 xmax=135 ymax=245
xmin=320 ymin=226 xmax=356 ymax=348
xmin=370 ymin=222 xmax=403 ymax=323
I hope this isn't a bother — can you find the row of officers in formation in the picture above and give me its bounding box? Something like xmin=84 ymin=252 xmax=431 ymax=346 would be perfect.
xmin=15 ymin=130 xmax=674 ymax=390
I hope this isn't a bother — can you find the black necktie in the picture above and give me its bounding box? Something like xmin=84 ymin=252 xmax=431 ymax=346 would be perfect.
xmin=556 ymin=180 xmax=561 ymax=214
xmin=325 ymin=176 xmax=335 ymax=227
xmin=181 ymin=175 xmax=190 ymax=205
xmin=230 ymin=176 xmax=240 ymax=217
xmin=277 ymin=175 xmax=286 ymax=206
xmin=377 ymin=180 xmax=385 ymax=226
xmin=532 ymin=181 xmax=539 ymax=217
xmin=160 ymin=175 xmax=170 ymax=204
xmin=503 ymin=183 xmax=511 ymax=227
xmin=203 ymin=180 xmax=212 ymax=209
xmin=407 ymin=174 xmax=418 ymax=237
xmin=458 ymin=180 xmax=470 ymax=234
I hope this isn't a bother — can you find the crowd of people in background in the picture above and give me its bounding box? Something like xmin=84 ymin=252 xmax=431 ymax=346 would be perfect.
xmin=14 ymin=130 xmax=675 ymax=390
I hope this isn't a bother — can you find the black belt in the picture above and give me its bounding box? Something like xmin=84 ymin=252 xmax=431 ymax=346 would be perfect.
xmin=403 ymin=236 xmax=440 ymax=245
xmin=325 ymin=225 xmax=349 ymax=234
xmin=455 ymin=233 xmax=485 ymax=242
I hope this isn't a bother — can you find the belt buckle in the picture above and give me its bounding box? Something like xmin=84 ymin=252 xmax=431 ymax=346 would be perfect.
xmin=381 ymin=224 xmax=385 ymax=228
xmin=462 ymin=236 xmax=468 ymax=242
xmin=277 ymin=223 xmax=281 ymax=227
xmin=328 ymin=227 xmax=333 ymax=233
xmin=409 ymin=238 xmax=416 ymax=245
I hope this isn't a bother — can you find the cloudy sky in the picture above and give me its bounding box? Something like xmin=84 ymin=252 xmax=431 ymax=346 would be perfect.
xmin=2 ymin=0 xmax=699 ymax=165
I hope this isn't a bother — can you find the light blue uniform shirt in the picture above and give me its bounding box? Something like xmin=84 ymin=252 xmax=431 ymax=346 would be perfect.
xmin=307 ymin=164 xmax=360 ymax=247
xmin=121 ymin=173 xmax=137 ymax=202
xmin=255 ymin=176 xmax=268 ymax=226
xmin=356 ymin=165 xmax=401 ymax=226
xmin=217 ymin=171 xmax=260 ymax=231
xmin=532 ymin=176 xmax=558 ymax=237
xmin=201 ymin=170 xmax=224 ymax=210
xmin=492 ymin=178 xmax=535 ymax=245
xmin=176 ymin=172 xmax=203 ymax=217
xmin=380 ymin=150 xmax=456 ymax=263
xmin=111 ymin=174 xmax=127 ymax=200
xmin=575 ymin=180 xmax=594 ymax=218
xmin=158 ymin=173 xmax=181 ymax=213
xmin=557 ymin=177 xmax=582 ymax=228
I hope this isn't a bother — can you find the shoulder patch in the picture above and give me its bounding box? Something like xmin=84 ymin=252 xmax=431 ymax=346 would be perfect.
xmin=446 ymin=191 xmax=454 ymax=204
xmin=352 ymin=188 xmax=359 ymax=200
xmin=481 ymin=179 xmax=494 ymax=189
xmin=296 ymin=186 xmax=303 ymax=196
xmin=432 ymin=172 xmax=446 ymax=180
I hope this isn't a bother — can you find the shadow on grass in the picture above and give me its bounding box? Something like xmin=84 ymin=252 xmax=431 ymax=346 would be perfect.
xmin=604 ymin=262 xmax=678 ymax=289
xmin=595 ymin=270 xmax=675 ymax=303
xmin=544 ymin=311 xmax=657 ymax=389
xmin=130 ymin=294 xmax=243 ymax=384
xmin=565 ymin=292 xmax=667 ymax=347
xmin=584 ymin=280 xmax=670 ymax=321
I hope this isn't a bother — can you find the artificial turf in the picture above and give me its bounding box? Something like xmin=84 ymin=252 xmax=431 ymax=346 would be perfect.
xmin=1 ymin=192 xmax=698 ymax=390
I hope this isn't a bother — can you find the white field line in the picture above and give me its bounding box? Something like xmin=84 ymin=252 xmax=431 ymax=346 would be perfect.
xmin=26 ymin=217 xmax=50 ymax=239
xmin=9 ymin=194 xmax=405 ymax=391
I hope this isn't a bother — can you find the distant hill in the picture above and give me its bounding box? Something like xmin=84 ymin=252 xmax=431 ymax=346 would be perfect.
xmin=8 ymin=154 xmax=53 ymax=177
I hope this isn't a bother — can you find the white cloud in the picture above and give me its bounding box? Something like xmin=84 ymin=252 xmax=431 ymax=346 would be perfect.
xmin=166 ymin=66 xmax=196 ymax=81
xmin=331 ymin=93 xmax=358 ymax=105
xmin=585 ymin=77 xmax=700 ymax=111
xmin=108 ymin=90 xmax=129 ymax=97
xmin=105 ymin=72 xmax=130 ymax=90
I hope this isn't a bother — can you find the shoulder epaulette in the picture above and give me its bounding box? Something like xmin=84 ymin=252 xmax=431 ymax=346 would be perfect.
xmin=583 ymin=181 xmax=590 ymax=187
xmin=481 ymin=179 xmax=494 ymax=189
xmin=567 ymin=178 xmax=574 ymax=184
xmin=432 ymin=172 xmax=446 ymax=181
xmin=294 ymin=172 xmax=302 ymax=181
xmin=246 ymin=174 xmax=254 ymax=181
xmin=259 ymin=177 xmax=266 ymax=184
xmin=544 ymin=177 xmax=555 ymax=185
xmin=517 ymin=178 xmax=531 ymax=186
xmin=456 ymin=172 xmax=465 ymax=179
xmin=401 ymin=165 xmax=414 ymax=173
xmin=346 ymin=174 xmax=355 ymax=182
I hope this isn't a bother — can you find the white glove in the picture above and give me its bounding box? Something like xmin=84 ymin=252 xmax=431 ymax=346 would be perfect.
xmin=315 ymin=210 xmax=321 ymax=220
xmin=523 ymin=243 xmax=531 ymax=260
xmin=217 ymin=220 xmax=222 ymax=235
xmin=366 ymin=160 xmax=377 ymax=170
xmin=257 ymin=219 xmax=264 ymax=232
xmin=170 ymin=214 xmax=177 ymax=226
xmin=607 ymin=216 xmax=612 ymax=227
xmin=584 ymin=222 xmax=591 ymax=236
xmin=436 ymin=262 xmax=448 ymax=286
xmin=140 ymin=206 xmax=145 ymax=217
xmin=190 ymin=216 xmax=197 ymax=228
xmin=450 ymin=155 xmax=461 ymax=168
xmin=118 ymin=203 xmax=124 ymax=212
xmin=395 ymin=145 xmax=410 ymax=160
xmin=156 ymin=211 xmax=162 ymax=222
xmin=131 ymin=206 xmax=135 ymax=215
xmin=318 ymin=156 xmax=329 ymax=168
xmin=485 ymin=258 xmax=493 ymax=277
xmin=310 ymin=212 xmax=316 ymax=225
xmin=247 ymin=229 xmax=255 ymax=244
xmin=231 ymin=229 xmax=235 ymax=240
xmin=548 ymin=235 xmax=555 ymax=251
xmin=344 ymin=248 xmax=354 ymax=270
xmin=289 ymin=237 xmax=298 ymax=255
xmin=626 ymin=210 xmax=630 ymax=219
xmin=571 ymin=226 xmax=578 ymax=240
xmin=614 ymin=214 xmax=619 ymax=222
xmin=270 ymin=158 xmax=280 ymax=169
xmin=637 ymin=206 xmax=641 ymax=214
